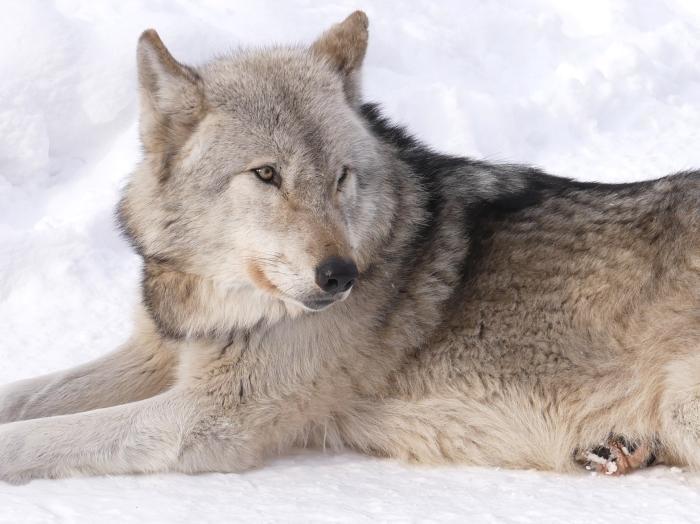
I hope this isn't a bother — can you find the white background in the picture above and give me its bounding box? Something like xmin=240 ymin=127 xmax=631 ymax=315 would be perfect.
xmin=1 ymin=1 xmax=700 ymax=522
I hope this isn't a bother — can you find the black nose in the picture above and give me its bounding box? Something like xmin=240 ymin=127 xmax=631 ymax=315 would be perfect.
xmin=315 ymin=256 xmax=358 ymax=294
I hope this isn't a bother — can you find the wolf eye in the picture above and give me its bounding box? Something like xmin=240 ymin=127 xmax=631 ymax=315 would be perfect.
xmin=252 ymin=165 xmax=278 ymax=185
xmin=337 ymin=166 xmax=349 ymax=191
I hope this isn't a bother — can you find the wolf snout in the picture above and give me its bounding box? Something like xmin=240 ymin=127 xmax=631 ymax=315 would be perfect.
xmin=314 ymin=256 xmax=358 ymax=295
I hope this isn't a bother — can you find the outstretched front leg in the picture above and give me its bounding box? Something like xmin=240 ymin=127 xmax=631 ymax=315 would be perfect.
xmin=0 ymin=389 xmax=193 ymax=484
xmin=0 ymin=310 xmax=176 ymax=424
xmin=0 ymin=383 xmax=272 ymax=484
xmin=0 ymin=336 xmax=296 ymax=483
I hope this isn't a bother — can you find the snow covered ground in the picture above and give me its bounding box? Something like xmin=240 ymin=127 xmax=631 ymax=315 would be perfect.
xmin=1 ymin=0 xmax=700 ymax=522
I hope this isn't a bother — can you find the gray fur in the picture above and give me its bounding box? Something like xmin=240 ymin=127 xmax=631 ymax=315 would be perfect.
xmin=0 ymin=11 xmax=698 ymax=483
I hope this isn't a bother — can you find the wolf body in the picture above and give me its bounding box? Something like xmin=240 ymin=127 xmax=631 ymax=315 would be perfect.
xmin=0 ymin=12 xmax=698 ymax=483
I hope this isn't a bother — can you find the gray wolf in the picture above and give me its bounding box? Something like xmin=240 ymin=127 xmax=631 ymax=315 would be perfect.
xmin=0 ymin=11 xmax=698 ymax=483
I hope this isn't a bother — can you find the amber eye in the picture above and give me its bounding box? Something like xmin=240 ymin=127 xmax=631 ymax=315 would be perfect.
xmin=253 ymin=165 xmax=277 ymax=185
xmin=337 ymin=166 xmax=349 ymax=190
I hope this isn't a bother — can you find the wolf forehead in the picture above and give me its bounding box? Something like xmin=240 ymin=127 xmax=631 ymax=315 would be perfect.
xmin=203 ymin=48 xmax=346 ymax=116
xmin=203 ymin=52 xmax=366 ymax=155
xmin=173 ymin=48 xmax=373 ymax=183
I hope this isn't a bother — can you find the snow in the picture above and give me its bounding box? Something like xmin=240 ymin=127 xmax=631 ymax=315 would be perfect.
xmin=1 ymin=0 xmax=699 ymax=522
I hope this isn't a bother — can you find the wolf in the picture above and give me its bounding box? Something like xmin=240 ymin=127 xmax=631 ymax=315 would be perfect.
xmin=0 ymin=11 xmax=698 ymax=483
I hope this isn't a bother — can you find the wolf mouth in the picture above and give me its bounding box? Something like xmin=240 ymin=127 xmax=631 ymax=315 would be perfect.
xmin=302 ymin=298 xmax=338 ymax=311
xmin=299 ymin=288 xmax=354 ymax=311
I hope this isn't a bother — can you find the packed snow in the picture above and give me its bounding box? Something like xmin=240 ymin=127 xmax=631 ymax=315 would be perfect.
xmin=2 ymin=1 xmax=700 ymax=522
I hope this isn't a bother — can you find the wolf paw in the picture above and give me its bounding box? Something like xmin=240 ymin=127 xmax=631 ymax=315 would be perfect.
xmin=576 ymin=435 xmax=656 ymax=476
xmin=0 ymin=470 xmax=35 ymax=485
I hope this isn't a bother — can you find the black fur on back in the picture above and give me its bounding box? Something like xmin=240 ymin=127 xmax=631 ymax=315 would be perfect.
xmin=358 ymin=102 xmax=661 ymax=217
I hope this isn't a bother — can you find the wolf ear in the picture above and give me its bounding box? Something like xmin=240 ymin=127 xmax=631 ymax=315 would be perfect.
xmin=136 ymin=29 xmax=204 ymax=156
xmin=311 ymin=11 xmax=369 ymax=106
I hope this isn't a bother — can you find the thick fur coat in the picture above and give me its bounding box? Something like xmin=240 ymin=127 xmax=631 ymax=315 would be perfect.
xmin=0 ymin=11 xmax=698 ymax=483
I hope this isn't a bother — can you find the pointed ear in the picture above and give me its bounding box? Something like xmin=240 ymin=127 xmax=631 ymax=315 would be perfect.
xmin=311 ymin=11 xmax=369 ymax=105
xmin=136 ymin=29 xmax=205 ymax=157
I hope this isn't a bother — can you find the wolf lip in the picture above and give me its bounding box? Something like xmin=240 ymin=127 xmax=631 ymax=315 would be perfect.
xmin=303 ymin=298 xmax=338 ymax=311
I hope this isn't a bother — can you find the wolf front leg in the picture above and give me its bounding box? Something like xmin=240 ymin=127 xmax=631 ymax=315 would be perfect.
xmin=0 ymin=386 xmax=264 ymax=484
xmin=0 ymin=311 xmax=176 ymax=423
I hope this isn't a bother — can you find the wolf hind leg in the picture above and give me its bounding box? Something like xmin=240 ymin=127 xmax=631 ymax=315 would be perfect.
xmin=660 ymin=391 xmax=700 ymax=469
xmin=0 ymin=311 xmax=176 ymax=424
xmin=656 ymin=350 xmax=700 ymax=470
xmin=334 ymin=395 xmax=578 ymax=471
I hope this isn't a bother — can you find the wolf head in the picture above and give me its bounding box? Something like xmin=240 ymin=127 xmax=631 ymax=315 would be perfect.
xmin=119 ymin=12 xmax=399 ymax=336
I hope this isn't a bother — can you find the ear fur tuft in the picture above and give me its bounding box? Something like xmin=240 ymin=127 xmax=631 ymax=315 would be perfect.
xmin=311 ymin=11 xmax=369 ymax=105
